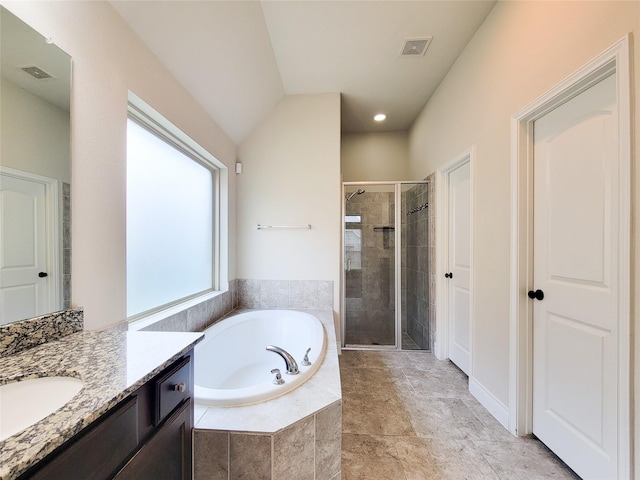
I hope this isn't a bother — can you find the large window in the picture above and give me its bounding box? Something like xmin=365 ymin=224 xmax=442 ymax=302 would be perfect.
xmin=126 ymin=99 xmax=220 ymax=319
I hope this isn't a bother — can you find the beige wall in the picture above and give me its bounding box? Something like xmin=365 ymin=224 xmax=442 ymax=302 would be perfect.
xmin=1 ymin=78 xmax=71 ymax=183
xmin=3 ymin=1 xmax=238 ymax=330
xmin=341 ymin=131 xmax=410 ymax=181
xmin=237 ymin=93 xmax=341 ymax=314
xmin=409 ymin=0 xmax=639 ymax=470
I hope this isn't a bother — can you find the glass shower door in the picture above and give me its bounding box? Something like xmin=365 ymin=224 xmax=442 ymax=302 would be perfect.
xmin=343 ymin=184 xmax=396 ymax=347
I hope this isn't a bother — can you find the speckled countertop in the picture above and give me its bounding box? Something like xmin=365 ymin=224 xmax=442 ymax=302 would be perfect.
xmin=0 ymin=330 xmax=203 ymax=480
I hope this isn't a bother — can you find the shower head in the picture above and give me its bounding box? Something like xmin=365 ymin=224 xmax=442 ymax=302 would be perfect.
xmin=345 ymin=189 xmax=365 ymax=201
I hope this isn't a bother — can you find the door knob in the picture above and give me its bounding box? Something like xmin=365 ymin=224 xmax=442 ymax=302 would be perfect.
xmin=527 ymin=289 xmax=544 ymax=300
xmin=445 ymin=272 xmax=453 ymax=279
xmin=38 ymin=272 xmax=48 ymax=278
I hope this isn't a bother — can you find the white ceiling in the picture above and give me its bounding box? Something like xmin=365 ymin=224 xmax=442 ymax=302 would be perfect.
xmin=110 ymin=1 xmax=496 ymax=144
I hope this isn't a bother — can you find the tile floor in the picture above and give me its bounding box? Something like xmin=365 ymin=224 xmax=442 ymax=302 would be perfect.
xmin=339 ymin=350 xmax=581 ymax=480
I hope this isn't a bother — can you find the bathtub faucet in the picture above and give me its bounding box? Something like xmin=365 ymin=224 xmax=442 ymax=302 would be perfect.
xmin=266 ymin=345 xmax=300 ymax=375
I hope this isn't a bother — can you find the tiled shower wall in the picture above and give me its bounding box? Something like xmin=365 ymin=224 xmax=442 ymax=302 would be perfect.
xmin=426 ymin=173 xmax=437 ymax=351
xmin=403 ymin=183 xmax=430 ymax=349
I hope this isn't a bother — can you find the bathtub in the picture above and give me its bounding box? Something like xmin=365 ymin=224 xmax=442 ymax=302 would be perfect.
xmin=194 ymin=309 xmax=326 ymax=407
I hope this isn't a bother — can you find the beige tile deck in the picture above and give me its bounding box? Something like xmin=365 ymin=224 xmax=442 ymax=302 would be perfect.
xmin=340 ymin=350 xmax=581 ymax=480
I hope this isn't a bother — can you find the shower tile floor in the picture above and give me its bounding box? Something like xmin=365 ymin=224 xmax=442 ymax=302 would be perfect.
xmin=401 ymin=333 xmax=421 ymax=350
xmin=339 ymin=350 xmax=581 ymax=479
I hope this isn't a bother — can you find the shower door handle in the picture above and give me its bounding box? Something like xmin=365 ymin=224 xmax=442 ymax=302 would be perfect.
xmin=347 ymin=259 xmax=351 ymax=272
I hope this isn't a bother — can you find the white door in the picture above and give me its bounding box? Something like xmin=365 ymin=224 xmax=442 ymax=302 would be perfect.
xmin=0 ymin=173 xmax=50 ymax=324
xmin=447 ymin=161 xmax=471 ymax=375
xmin=532 ymin=73 xmax=619 ymax=479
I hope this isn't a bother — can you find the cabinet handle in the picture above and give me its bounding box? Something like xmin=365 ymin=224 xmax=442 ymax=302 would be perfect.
xmin=172 ymin=383 xmax=186 ymax=392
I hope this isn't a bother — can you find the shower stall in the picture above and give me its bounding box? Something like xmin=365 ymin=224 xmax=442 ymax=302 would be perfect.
xmin=342 ymin=182 xmax=430 ymax=351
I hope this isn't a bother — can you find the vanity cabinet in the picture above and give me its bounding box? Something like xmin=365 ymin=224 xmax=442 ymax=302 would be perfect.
xmin=114 ymin=400 xmax=191 ymax=479
xmin=18 ymin=351 xmax=193 ymax=480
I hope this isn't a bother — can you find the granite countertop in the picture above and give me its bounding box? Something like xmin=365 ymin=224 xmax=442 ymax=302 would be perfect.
xmin=0 ymin=330 xmax=203 ymax=480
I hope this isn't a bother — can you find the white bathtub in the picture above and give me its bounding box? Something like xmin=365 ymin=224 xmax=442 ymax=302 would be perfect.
xmin=194 ymin=310 xmax=326 ymax=407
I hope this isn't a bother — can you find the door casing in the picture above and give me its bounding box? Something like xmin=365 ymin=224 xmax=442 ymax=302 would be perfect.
xmin=0 ymin=166 xmax=61 ymax=321
xmin=509 ymin=36 xmax=631 ymax=476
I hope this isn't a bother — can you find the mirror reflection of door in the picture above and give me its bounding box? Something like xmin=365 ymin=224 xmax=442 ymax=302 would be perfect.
xmin=1 ymin=6 xmax=72 ymax=325
xmin=0 ymin=170 xmax=58 ymax=324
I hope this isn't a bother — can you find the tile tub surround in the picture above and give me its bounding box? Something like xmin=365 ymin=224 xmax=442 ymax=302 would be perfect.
xmin=0 ymin=308 xmax=83 ymax=358
xmin=139 ymin=279 xmax=239 ymax=333
xmin=137 ymin=279 xmax=331 ymax=334
xmin=194 ymin=401 xmax=342 ymax=480
xmin=0 ymin=330 xmax=203 ymax=479
xmin=194 ymin=309 xmax=342 ymax=480
xmin=238 ymin=279 xmax=333 ymax=310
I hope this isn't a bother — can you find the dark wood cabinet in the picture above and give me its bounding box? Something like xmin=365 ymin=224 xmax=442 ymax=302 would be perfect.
xmin=18 ymin=351 xmax=193 ymax=480
xmin=114 ymin=399 xmax=192 ymax=480
xmin=27 ymin=397 xmax=140 ymax=480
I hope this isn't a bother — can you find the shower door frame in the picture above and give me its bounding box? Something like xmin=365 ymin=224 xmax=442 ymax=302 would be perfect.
xmin=341 ymin=180 xmax=429 ymax=351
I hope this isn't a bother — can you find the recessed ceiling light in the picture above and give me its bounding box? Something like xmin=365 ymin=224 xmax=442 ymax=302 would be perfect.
xmin=374 ymin=113 xmax=386 ymax=122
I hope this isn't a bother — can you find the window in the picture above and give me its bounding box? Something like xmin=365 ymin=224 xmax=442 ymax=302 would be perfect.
xmin=126 ymin=97 xmax=221 ymax=319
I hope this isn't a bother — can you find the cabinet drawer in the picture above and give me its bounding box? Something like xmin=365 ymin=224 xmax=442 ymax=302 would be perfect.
xmin=154 ymin=356 xmax=191 ymax=425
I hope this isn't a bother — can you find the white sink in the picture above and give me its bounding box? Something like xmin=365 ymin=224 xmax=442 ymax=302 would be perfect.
xmin=0 ymin=376 xmax=84 ymax=441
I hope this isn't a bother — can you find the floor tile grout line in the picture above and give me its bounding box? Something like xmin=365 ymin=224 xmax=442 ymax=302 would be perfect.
xmin=399 ymin=366 xmax=419 ymax=396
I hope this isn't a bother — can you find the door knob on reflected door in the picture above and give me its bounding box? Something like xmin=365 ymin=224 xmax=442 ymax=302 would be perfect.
xmin=445 ymin=272 xmax=453 ymax=279
xmin=527 ymin=289 xmax=544 ymax=300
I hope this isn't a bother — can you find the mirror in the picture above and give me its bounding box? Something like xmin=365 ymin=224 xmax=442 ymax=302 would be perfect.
xmin=0 ymin=6 xmax=72 ymax=325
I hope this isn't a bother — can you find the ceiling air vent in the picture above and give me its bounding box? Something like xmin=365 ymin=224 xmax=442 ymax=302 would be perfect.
xmin=400 ymin=37 xmax=432 ymax=57
xmin=20 ymin=65 xmax=54 ymax=80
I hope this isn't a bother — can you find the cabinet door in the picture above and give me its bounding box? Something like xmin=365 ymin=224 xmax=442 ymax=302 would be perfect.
xmin=114 ymin=399 xmax=192 ymax=480
xmin=22 ymin=397 xmax=139 ymax=480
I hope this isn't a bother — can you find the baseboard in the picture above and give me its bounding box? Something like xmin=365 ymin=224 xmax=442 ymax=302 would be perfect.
xmin=469 ymin=376 xmax=510 ymax=430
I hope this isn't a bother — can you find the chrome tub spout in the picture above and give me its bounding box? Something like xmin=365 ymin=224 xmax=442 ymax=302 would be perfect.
xmin=266 ymin=345 xmax=299 ymax=375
